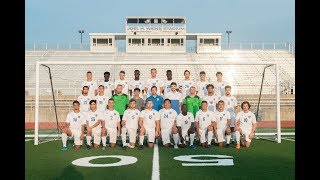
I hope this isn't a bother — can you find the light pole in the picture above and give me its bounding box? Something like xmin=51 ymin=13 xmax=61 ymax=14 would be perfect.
xmin=78 ymin=30 xmax=84 ymax=48
xmin=226 ymin=30 xmax=232 ymax=49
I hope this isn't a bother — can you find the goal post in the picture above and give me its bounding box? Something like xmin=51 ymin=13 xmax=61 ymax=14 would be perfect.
xmin=33 ymin=60 xmax=282 ymax=145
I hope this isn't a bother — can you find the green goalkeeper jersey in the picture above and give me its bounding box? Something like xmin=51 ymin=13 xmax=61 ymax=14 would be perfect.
xmin=112 ymin=93 xmax=129 ymax=115
xmin=183 ymin=95 xmax=202 ymax=117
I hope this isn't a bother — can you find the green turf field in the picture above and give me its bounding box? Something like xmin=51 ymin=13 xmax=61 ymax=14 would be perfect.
xmin=26 ymin=139 xmax=294 ymax=180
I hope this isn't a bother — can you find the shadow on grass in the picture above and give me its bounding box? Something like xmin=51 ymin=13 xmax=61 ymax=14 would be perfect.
xmin=55 ymin=165 xmax=83 ymax=180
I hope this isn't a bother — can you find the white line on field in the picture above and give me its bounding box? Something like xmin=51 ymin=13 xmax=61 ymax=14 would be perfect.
xmin=281 ymin=137 xmax=295 ymax=142
xmin=151 ymin=139 xmax=160 ymax=180
xmin=25 ymin=139 xmax=32 ymax=142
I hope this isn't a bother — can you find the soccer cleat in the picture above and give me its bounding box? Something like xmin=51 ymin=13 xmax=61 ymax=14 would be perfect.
xmin=138 ymin=145 xmax=144 ymax=150
xmin=189 ymin=145 xmax=196 ymax=149
xmin=60 ymin=146 xmax=67 ymax=151
xmin=87 ymin=145 xmax=92 ymax=149
xmin=174 ymin=145 xmax=179 ymax=149
xmin=232 ymin=140 xmax=236 ymax=145
xmin=101 ymin=146 xmax=106 ymax=150
xmin=122 ymin=146 xmax=127 ymax=150
xmin=128 ymin=145 xmax=135 ymax=149
xmin=205 ymin=144 xmax=211 ymax=148
xmin=225 ymin=143 xmax=230 ymax=148
xmin=236 ymin=143 xmax=240 ymax=149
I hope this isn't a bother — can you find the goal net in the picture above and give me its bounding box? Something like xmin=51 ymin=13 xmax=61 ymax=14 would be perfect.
xmin=28 ymin=60 xmax=294 ymax=145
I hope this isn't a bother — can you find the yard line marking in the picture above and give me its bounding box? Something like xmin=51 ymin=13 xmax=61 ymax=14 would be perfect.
xmin=151 ymin=139 xmax=160 ymax=180
xmin=25 ymin=139 xmax=32 ymax=142
xmin=281 ymin=137 xmax=295 ymax=142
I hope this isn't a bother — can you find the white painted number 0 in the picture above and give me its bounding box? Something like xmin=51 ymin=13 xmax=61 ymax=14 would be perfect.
xmin=72 ymin=155 xmax=137 ymax=167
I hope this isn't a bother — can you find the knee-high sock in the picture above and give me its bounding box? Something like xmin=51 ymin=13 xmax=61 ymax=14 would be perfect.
xmin=236 ymin=131 xmax=240 ymax=144
xmin=101 ymin=136 xmax=107 ymax=147
xmin=62 ymin=133 xmax=67 ymax=147
xmin=86 ymin=135 xmax=92 ymax=146
xmin=139 ymin=135 xmax=144 ymax=145
xmin=189 ymin=133 xmax=195 ymax=145
xmin=226 ymin=134 xmax=231 ymax=144
xmin=121 ymin=127 xmax=127 ymax=146
xmin=207 ymin=131 xmax=213 ymax=145
xmin=173 ymin=133 xmax=179 ymax=146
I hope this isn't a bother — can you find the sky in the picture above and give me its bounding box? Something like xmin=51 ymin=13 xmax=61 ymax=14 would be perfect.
xmin=25 ymin=0 xmax=295 ymax=44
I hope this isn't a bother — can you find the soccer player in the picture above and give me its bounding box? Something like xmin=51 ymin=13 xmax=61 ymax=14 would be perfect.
xmin=82 ymin=71 xmax=98 ymax=97
xmin=60 ymin=101 xmax=86 ymax=150
xmin=145 ymin=86 xmax=164 ymax=111
xmin=183 ymin=86 xmax=202 ymax=118
xmin=112 ymin=84 xmax=129 ymax=121
xmin=176 ymin=104 xmax=196 ymax=149
xmin=114 ymin=70 xmax=129 ymax=95
xmin=234 ymin=101 xmax=257 ymax=149
xmin=213 ymin=100 xmax=232 ymax=147
xmin=196 ymin=71 xmax=210 ymax=98
xmin=130 ymin=88 xmax=145 ymax=111
xmin=195 ymin=101 xmax=215 ymax=148
xmin=145 ymin=68 xmax=163 ymax=97
xmin=164 ymin=82 xmax=183 ymax=114
xmin=163 ymin=70 xmax=177 ymax=96
xmin=212 ymin=71 xmax=228 ymax=98
xmin=129 ymin=70 xmax=145 ymax=98
xmin=220 ymin=85 xmax=238 ymax=143
xmin=138 ymin=99 xmax=160 ymax=149
xmin=202 ymin=84 xmax=220 ymax=113
xmin=77 ymin=86 xmax=94 ymax=112
xmin=159 ymin=99 xmax=179 ymax=148
xmin=121 ymin=99 xmax=140 ymax=149
xmin=101 ymin=99 xmax=121 ymax=149
xmin=180 ymin=70 xmax=195 ymax=99
xmin=95 ymin=85 xmax=109 ymax=112
xmin=100 ymin=71 xmax=114 ymax=98
xmin=85 ymin=100 xmax=103 ymax=149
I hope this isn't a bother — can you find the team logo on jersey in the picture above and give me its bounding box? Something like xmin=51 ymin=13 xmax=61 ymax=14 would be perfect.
xmin=220 ymin=117 xmax=223 ymax=121
xmin=73 ymin=118 xmax=77 ymax=122
xmin=91 ymin=83 xmax=93 ymax=86
xmin=207 ymin=114 xmax=210 ymax=117
xmin=136 ymin=113 xmax=138 ymax=115
xmin=95 ymin=114 xmax=98 ymax=117
xmin=157 ymin=98 xmax=159 ymax=101
xmin=103 ymin=98 xmax=105 ymax=100
xmin=223 ymin=113 xmax=225 ymax=116
xmin=188 ymin=117 xmax=190 ymax=120
xmin=153 ymin=113 xmax=155 ymax=115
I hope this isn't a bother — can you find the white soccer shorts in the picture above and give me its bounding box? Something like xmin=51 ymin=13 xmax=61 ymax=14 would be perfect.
xmin=161 ymin=128 xmax=172 ymax=145
xmin=70 ymin=129 xmax=82 ymax=146
xmin=92 ymin=127 xmax=102 ymax=145
xmin=127 ymin=128 xmax=137 ymax=144
xmin=241 ymin=128 xmax=252 ymax=142
xmin=216 ymin=127 xmax=227 ymax=143
xmin=106 ymin=127 xmax=117 ymax=143
xmin=145 ymin=128 xmax=155 ymax=143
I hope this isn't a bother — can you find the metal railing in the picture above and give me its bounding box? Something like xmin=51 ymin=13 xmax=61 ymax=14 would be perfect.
xmin=25 ymin=42 xmax=295 ymax=54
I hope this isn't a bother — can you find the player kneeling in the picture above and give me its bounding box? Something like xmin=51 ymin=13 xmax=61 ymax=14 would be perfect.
xmin=159 ymin=99 xmax=179 ymax=148
xmin=60 ymin=101 xmax=86 ymax=150
xmin=138 ymin=100 xmax=160 ymax=149
xmin=195 ymin=101 xmax=215 ymax=148
xmin=176 ymin=104 xmax=196 ymax=149
xmin=85 ymin=100 xmax=103 ymax=149
xmin=121 ymin=99 xmax=140 ymax=149
xmin=101 ymin=99 xmax=121 ymax=149
xmin=234 ymin=101 xmax=257 ymax=149
xmin=213 ymin=100 xmax=232 ymax=147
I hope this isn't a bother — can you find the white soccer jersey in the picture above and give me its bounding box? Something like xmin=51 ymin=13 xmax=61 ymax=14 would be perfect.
xmin=196 ymin=80 xmax=210 ymax=98
xmin=114 ymin=79 xmax=129 ymax=95
xmin=176 ymin=112 xmax=195 ymax=131
xmin=102 ymin=109 xmax=120 ymax=129
xmin=235 ymin=111 xmax=257 ymax=132
xmin=163 ymin=80 xmax=178 ymax=96
xmin=122 ymin=109 xmax=140 ymax=130
xmin=195 ymin=110 xmax=215 ymax=130
xmin=145 ymin=78 xmax=163 ymax=97
xmin=202 ymin=94 xmax=220 ymax=112
xmin=220 ymin=95 xmax=237 ymax=110
xmin=129 ymin=80 xmax=145 ymax=98
xmin=180 ymin=79 xmax=195 ymax=99
xmin=139 ymin=109 xmax=160 ymax=129
xmin=77 ymin=94 xmax=94 ymax=112
xmin=159 ymin=108 xmax=177 ymax=130
xmin=95 ymin=94 xmax=109 ymax=111
xmin=212 ymin=81 xmax=228 ymax=98
xmin=82 ymin=80 xmax=98 ymax=97
xmin=213 ymin=110 xmax=231 ymax=130
xmin=164 ymin=91 xmax=183 ymax=102
xmin=99 ymin=81 xmax=114 ymax=98
xmin=66 ymin=111 xmax=86 ymax=130
xmin=85 ymin=110 xmax=103 ymax=129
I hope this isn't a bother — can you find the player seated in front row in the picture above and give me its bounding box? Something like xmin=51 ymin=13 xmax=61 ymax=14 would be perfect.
xmin=159 ymin=99 xmax=179 ymax=148
xmin=85 ymin=100 xmax=103 ymax=149
xmin=213 ymin=100 xmax=232 ymax=147
xmin=234 ymin=101 xmax=257 ymax=149
xmin=60 ymin=100 xmax=86 ymax=151
xmin=176 ymin=104 xmax=196 ymax=149
xmin=138 ymin=99 xmax=160 ymax=149
xmin=195 ymin=101 xmax=215 ymax=148
xmin=101 ymin=99 xmax=121 ymax=149
xmin=121 ymin=99 xmax=140 ymax=150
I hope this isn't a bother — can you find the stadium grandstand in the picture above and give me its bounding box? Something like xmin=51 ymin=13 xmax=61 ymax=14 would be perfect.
xmin=25 ymin=16 xmax=295 ymax=144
